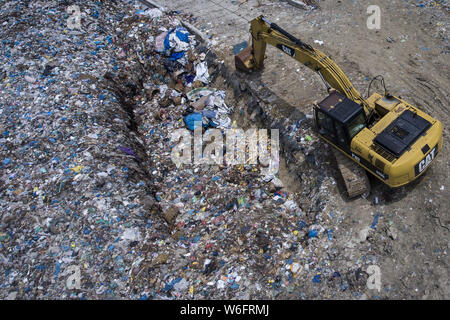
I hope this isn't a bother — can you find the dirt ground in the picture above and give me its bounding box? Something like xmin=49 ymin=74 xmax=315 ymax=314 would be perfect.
xmin=164 ymin=0 xmax=449 ymax=299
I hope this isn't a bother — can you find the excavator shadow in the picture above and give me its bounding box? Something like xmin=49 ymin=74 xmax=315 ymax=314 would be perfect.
xmin=368 ymin=171 xmax=427 ymax=205
xmin=236 ymin=68 xmax=309 ymax=121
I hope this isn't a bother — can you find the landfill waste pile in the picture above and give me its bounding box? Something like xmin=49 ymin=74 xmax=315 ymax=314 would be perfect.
xmin=0 ymin=0 xmax=447 ymax=301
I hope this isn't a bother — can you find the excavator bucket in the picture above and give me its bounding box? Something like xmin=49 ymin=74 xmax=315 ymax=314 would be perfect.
xmin=235 ymin=46 xmax=255 ymax=72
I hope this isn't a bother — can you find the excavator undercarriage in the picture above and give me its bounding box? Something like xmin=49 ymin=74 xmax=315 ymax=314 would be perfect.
xmin=332 ymin=148 xmax=371 ymax=198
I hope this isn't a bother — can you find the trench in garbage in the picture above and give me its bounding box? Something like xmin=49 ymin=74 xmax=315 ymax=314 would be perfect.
xmin=100 ymin=40 xmax=332 ymax=254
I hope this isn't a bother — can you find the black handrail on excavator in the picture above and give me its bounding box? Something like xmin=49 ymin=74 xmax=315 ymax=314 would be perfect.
xmin=259 ymin=16 xmax=314 ymax=51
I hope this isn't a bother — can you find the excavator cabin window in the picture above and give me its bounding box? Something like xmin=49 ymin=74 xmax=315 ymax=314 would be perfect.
xmin=335 ymin=122 xmax=347 ymax=147
xmin=316 ymin=110 xmax=336 ymax=141
xmin=315 ymin=92 xmax=367 ymax=149
xmin=347 ymin=113 xmax=366 ymax=139
xmin=315 ymin=106 xmax=366 ymax=151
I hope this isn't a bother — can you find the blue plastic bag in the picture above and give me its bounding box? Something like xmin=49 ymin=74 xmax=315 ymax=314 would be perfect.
xmin=184 ymin=113 xmax=203 ymax=131
xmin=163 ymin=26 xmax=190 ymax=56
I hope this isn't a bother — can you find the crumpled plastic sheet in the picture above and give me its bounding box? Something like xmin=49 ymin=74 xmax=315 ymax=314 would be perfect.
xmin=161 ymin=26 xmax=196 ymax=65
xmin=194 ymin=61 xmax=209 ymax=84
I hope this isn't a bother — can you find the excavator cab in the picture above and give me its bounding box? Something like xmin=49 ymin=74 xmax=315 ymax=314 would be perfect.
xmin=313 ymin=91 xmax=366 ymax=152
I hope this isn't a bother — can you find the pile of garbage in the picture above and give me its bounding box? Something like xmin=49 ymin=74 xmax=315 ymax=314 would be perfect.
xmin=0 ymin=0 xmax=171 ymax=299
xmin=96 ymin=2 xmax=375 ymax=300
xmin=0 ymin=0 xmax=396 ymax=300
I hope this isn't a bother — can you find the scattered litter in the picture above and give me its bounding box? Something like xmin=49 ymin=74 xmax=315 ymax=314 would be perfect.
xmin=386 ymin=36 xmax=395 ymax=43
xmin=371 ymin=213 xmax=381 ymax=229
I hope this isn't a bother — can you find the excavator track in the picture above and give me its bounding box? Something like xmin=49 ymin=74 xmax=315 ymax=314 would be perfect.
xmin=332 ymin=148 xmax=370 ymax=198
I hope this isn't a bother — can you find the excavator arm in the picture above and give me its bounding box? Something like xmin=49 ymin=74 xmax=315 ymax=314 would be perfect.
xmin=236 ymin=16 xmax=371 ymax=115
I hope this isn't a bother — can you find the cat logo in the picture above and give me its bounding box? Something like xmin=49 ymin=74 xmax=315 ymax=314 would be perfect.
xmin=276 ymin=44 xmax=295 ymax=57
xmin=415 ymin=145 xmax=438 ymax=176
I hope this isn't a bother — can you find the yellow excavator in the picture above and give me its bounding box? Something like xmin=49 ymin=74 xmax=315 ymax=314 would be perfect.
xmin=236 ymin=16 xmax=443 ymax=197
